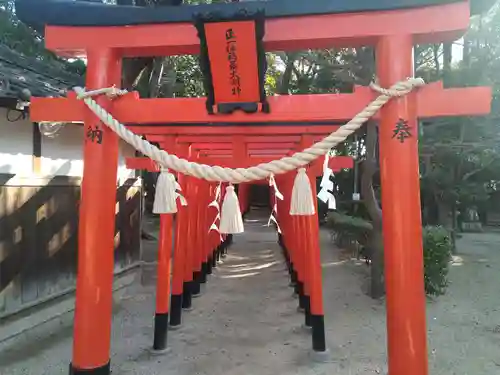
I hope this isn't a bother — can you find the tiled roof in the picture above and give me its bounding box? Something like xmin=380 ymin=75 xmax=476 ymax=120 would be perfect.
xmin=0 ymin=43 xmax=83 ymax=100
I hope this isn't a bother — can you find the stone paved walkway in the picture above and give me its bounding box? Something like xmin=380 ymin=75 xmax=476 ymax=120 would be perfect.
xmin=1 ymin=211 xmax=499 ymax=375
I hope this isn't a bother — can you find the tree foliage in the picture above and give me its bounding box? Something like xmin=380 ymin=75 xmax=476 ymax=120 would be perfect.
xmin=0 ymin=0 xmax=86 ymax=75
xmin=419 ymin=9 xmax=500 ymax=230
xmin=0 ymin=1 xmax=48 ymax=58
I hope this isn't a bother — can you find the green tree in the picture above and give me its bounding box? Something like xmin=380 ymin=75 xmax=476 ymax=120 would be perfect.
xmin=0 ymin=0 xmax=86 ymax=75
xmin=419 ymin=8 xmax=500 ymax=246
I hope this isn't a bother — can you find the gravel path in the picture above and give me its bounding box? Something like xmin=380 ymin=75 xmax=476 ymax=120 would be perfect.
xmin=1 ymin=214 xmax=499 ymax=375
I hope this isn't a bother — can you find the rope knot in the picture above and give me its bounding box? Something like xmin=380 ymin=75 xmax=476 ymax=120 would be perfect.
xmin=75 ymin=85 xmax=128 ymax=101
xmin=370 ymin=77 xmax=425 ymax=97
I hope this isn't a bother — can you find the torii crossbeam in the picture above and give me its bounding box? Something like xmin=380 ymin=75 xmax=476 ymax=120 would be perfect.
xmin=31 ymin=82 xmax=489 ymax=124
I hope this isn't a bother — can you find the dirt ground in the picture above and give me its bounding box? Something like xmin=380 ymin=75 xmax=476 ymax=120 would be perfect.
xmin=1 ymin=212 xmax=499 ymax=375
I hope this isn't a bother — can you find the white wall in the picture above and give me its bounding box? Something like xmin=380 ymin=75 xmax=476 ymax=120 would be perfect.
xmin=0 ymin=108 xmax=135 ymax=181
xmin=0 ymin=108 xmax=33 ymax=176
xmin=40 ymin=124 xmax=84 ymax=177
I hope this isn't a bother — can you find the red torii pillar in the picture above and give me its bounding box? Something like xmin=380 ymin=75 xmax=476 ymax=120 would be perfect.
xmin=152 ymin=135 xmax=176 ymax=353
xmin=170 ymin=143 xmax=191 ymax=327
xmin=206 ymin=181 xmax=221 ymax=272
xmin=297 ymin=136 xmax=315 ymax=330
xmin=187 ymin=153 xmax=204 ymax=298
xmin=71 ymin=50 xmax=121 ymax=375
xmin=377 ymin=36 xmax=428 ymax=374
xmin=122 ymin=140 xmax=187 ymax=333
xmin=198 ymin=179 xmax=211 ymax=286
xmin=233 ymin=136 xmax=250 ymax=219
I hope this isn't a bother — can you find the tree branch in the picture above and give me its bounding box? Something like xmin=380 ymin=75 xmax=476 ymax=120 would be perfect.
xmin=277 ymin=53 xmax=297 ymax=95
xmin=148 ymin=57 xmax=165 ymax=98
xmin=361 ymin=122 xmax=382 ymax=226
xmin=462 ymin=156 xmax=498 ymax=181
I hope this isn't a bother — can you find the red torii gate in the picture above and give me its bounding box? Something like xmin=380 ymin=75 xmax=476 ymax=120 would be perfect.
xmin=128 ymin=135 xmax=354 ymax=217
xmin=127 ymin=139 xmax=354 ymax=213
xmin=129 ymin=132 xmax=354 ymax=195
xmin=17 ymin=0 xmax=491 ymax=374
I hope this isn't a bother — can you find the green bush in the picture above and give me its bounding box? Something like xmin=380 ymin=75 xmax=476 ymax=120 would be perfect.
xmin=327 ymin=212 xmax=372 ymax=237
xmin=327 ymin=212 xmax=373 ymax=232
xmin=423 ymin=226 xmax=452 ymax=296
xmin=327 ymin=213 xmax=452 ymax=296
xmin=326 ymin=212 xmax=372 ymax=250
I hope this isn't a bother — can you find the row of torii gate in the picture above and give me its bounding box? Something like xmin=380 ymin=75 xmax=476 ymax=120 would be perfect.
xmin=16 ymin=0 xmax=491 ymax=374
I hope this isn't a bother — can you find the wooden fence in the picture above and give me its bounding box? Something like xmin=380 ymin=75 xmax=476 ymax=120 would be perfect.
xmin=0 ymin=175 xmax=142 ymax=318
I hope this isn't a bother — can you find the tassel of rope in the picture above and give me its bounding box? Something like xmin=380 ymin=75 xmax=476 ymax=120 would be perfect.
xmin=317 ymin=153 xmax=337 ymax=210
xmin=208 ymin=182 xmax=223 ymax=242
xmin=219 ymin=184 xmax=244 ymax=234
xmin=153 ymin=168 xmax=187 ymax=214
xmin=268 ymin=175 xmax=283 ymax=232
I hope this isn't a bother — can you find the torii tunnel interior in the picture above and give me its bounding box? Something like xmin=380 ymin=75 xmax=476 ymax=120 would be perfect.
xmin=16 ymin=0 xmax=493 ymax=374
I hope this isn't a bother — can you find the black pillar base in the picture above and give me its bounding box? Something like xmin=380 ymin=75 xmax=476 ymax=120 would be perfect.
xmin=311 ymin=314 xmax=327 ymax=352
xmin=286 ymin=260 xmax=293 ymax=277
xmin=221 ymin=242 xmax=227 ymax=257
xmin=207 ymin=257 xmax=213 ymax=274
xmin=192 ymin=272 xmax=202 ymax=295
xmin=297 ymin=282 xmax=305 ymax=308
xmin=283 ymin=246 xmax=289 ymax=259
xmin=294 ymin=277 xmax=302 ymax=295
xmin=291 ymin=268 xmax=298 ymax=284
xmin=212 ymin=250 xmax=218 ymax=268
xmin=69 ymin=361 xmax=110 ymax=375
xmin=242 ymin=210 xmax=250 ymax=220
xmin=304 ymin=295 xmax=312 ymax=327
xmin=182 ymin=281 xmax=193 ymax=309
xmin=169 ymin=294 xmax=183 ymax=327
xmin=283 ymin=250 xmax=289 ymax=260
xmin=153 ymin=313 xmax=169 ymax=351
xmin=220 ymin=241 xmax=227 ymax=257
xmin=200 ymin=262 xmax=208 ymax=283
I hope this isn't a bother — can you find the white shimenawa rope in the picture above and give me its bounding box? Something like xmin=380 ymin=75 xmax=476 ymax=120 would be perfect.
xmin=72 ymin=78 xmax=424 ymax=184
